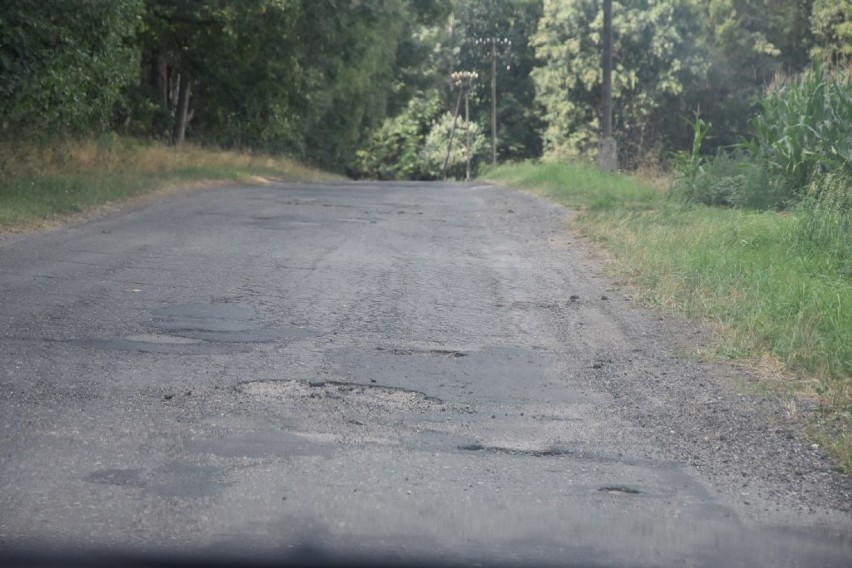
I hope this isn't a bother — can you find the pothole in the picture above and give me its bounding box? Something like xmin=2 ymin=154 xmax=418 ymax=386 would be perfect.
xmin=74 ymin=336 xmax=220 ymax=355
xmin=123 ymin=334 xmax=204 ymax=345
xmin=84 ymin=468 xmax=147 ymax=488
xmin=379 ymin=347 xmax=468 ymax=358
xmin=151 ymin=302 xmax=257 ymax=333
xmin=457 ymin=444 xmax=575 ymax=457
xmin=599 ymin=486 xmax=641 ymax=495
xmin=240 ymin=379 xmax=443 ymax=412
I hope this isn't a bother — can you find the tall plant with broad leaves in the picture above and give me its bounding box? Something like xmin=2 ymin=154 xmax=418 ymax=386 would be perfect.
xmin=740 ymin=64 xmax=852 ymax=206
xmin=671 ymin=115 xmax=711 ymax=202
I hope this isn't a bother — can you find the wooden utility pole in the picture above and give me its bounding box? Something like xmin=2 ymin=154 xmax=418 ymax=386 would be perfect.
xmin=602 ymin=0 xmax=613 ymax=141
xmin=443 ymin=71 xmax=477 ymax=181
xmin=475 ymin=37 xmax=510 ymax=168
xmin=442 ymin=87 xmax=464 ymax=181
xmin=597 ymin=0 xmax=617 ymax=172
xmin=466 ymin=80 xmax=473 ymax=180
xmin=491 ymin=40 xmax=497 ymax=168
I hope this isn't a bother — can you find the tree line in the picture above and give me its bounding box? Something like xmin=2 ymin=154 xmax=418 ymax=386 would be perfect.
xmin=1 ymin=0 xmax=450 ymax=171
xmin=2 ymin=0 xmax=850 ymax=175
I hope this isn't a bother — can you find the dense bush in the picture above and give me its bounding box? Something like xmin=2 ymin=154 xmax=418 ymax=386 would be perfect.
xmin=422 ymin=111 xmax=489 ymax=180
xmin=677 ymin=152 xmax=770 ymax=208
xmin=354 ymin=91 xmax=488 ymax=181
xmin=354 ymin=93 xmax=443 ymax=180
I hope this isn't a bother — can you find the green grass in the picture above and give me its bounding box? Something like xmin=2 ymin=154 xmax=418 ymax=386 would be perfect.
xmin=485 ymin=161 xmax=662 ymax=210
xmin=0 ymin=135 xmax=339 ymax=228
xmin=486 ymin=161 xmax=852 ymax=472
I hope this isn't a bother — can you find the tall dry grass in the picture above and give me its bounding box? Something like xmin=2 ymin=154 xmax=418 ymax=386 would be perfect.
xmin=0 ymin=135 xmax=338 ymax=227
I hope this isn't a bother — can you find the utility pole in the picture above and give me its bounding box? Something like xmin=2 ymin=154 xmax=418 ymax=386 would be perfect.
xmin=442 ymin=87 xmax=464 ymax=181
xmin=597 ymin=0 xmax=617 ymax=172
xmin=491 ymin=40 xmax=497 ymax=168
xmin=443 ymin=71 xmax=478 ymax=181
xmin=475 ymin=37 xmax=511 ymax=168
xmin=465 ymin=77 xmax=473 ymax=180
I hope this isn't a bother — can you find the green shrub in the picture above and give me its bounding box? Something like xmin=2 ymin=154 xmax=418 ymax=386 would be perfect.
xmin=355 ymin=90 xmax=489 ymax=181
xmin=354 ymin=92 xmax=442 ymax=180
xmin=421 ymin=112 xmax=489 ymax=181
xmin=674 ymin=150 xmax=770 ymax=208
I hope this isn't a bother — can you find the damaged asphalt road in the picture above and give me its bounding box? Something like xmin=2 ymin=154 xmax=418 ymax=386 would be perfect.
xmin=0 ymin=181 xmax=850 ymax=567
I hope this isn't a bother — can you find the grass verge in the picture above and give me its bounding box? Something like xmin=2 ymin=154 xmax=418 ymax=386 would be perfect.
xmin=0 ymin=134 xmax=340 ymax=229
xmin=486 ymin=161 xmax=852 ymax=472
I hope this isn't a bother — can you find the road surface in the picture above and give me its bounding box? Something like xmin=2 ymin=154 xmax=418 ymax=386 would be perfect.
xmin=1 ymin=181 xmax=850 ymax=566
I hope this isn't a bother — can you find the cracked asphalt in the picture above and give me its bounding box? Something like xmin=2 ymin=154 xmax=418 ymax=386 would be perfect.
xmin=1 ymin=181 xmax=850 ymax=567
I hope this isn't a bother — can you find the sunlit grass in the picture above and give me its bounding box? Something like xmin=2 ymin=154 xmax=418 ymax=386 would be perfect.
xmin=0 ymin=134 xmax=340 ymax=228
xmin=485 ymin=161 xmax=663 ymax=210
xmin=487 ymin=161 xmax=852 ymax=471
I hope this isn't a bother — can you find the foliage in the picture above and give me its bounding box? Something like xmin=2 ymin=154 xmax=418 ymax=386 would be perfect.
xmin=674 ymin=150 xmax=773 ymax=209
xmin=355 ymin=92 xmax=444 ymax=180
xmin=671 ymin=116 xmax=711 ymax=202
xmin=3 ymin=0 xmax=849 ymax=177
xmin=797 ymin=167 xmax=852 ymax=279
xmin=354 ymin=89 xmax=489 ymax=181
xmin=291 ymin=0 xmax=413 ymax=170
xmin=531 ymin=0 xmax=707 ymax=167
xmin=741 ymin=64 xmax=852 ymax=206
xmin=2 ymin=0 xmax=449 ymax=171
xmin=673 ymin=64 xmax=852 ymax=210
xmin=422 ymin=111 xmax=489 ymax=180
xmin=811 ymin=0 xmax=852 ymax=62
xmin=454 ymin=0 xmax=544 ymax=162
xmin=704 ymin=0 xmax=814 ymax=75
xmin=685 ymin=0 xmax=815 ymax=151
xmin=0 ymin=0 xmax=144 ymax=135
xmin=355 ymin=0 xmax=543 ymax=178
xmin=142 ymin=0 xmax=305 ymax=151
xmin=387 ymin=0 xmax=455 ymax=116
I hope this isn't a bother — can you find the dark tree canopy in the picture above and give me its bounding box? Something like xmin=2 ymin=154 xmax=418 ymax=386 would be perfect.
xmin=1 ymin=0 xmax=848 ymax=173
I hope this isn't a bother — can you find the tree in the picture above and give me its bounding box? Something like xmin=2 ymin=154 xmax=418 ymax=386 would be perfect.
xmin=133 ymin=0 xmax=304 ymax=147
xmin=688 ymin=0 xmax=815 ymax=150
xmin=454 ymin=0 xmax=544 ymax=163
xmin=0 ymin=0 xmax=143 ymax=135
xmin=176 ymin=0 xmax=304 ymax=152
xmin=531 ymin=0 xmax=707 ymax=166
xmin=354 ymin=91 xmax=444 ymax=180
xmin=126 ymin=0 xmax=430 ymax=169
xmin=811 ymin=0 xmax=852 ymax=62
xmin=386 ymin=0 xmax=455 ymax=117
xmin=292 ymin=0 xmax=411 ymax=170
xmin=422 ymin=110 xmax=488 ymax=180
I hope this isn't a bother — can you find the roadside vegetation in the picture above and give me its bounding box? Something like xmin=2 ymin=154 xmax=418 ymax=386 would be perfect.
xmin=0 ymin=136 xmax=337 ymax=229
xmin=486 ymin=64 xmax=852 ymax=471
xmin=487 ymin=163 xmax=851 ymax=471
